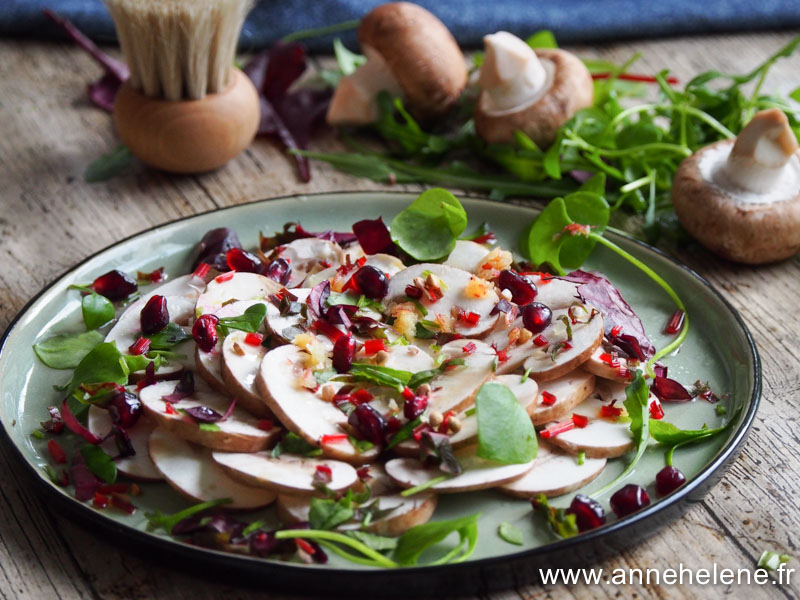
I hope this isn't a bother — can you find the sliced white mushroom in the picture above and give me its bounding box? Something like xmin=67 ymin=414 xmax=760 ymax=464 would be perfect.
xmin=87 ymin=406 xmax=162 ymax=481
xmin=545 ymin=395 xmax=634 ymax=458
xmin=385 ymin=446 xmax=534 ymax=493
xmin=212 ymin=452 xmax=357 ymax=495
xmin=527 ymin=275 xmax=580 ymax=309
xmin=139 ymin=380 xmax=280 ymax=452
xmin=380 ymin=344 xmax=435 ymax=373
xmin=532 ymin=369 xmax=596 ymax=425
xmin=442 ymin=240 xmax=490 ymax=273
xmin=276 ymin=491 xmax=437 ymax=537
xmin=427 ymin=339 xmax=496 ymax=416
xmin=148 ymin=428 xmax=275 ymax=509
xmin=256 ymin=344 xmax=379 ymax=464
xmin=265 ymin=288 xmax=312 ymax=343
xmin=195 ymin=272 xmax=281 ymax=316
xmin=499 ymin=440 xmax=606 ymax=498
xmin=521 ymin=308 xmax=603 ymax=381
xmin=272 ymin=238 xmax=345 ymax=288
xmin=386 ymin=263 xmax=500 ymax=336
xmin=220 ymin=331 xmax=272 ymax=418
xmin=583 ymin=346 xmax=634 ymax=383
xmin=303 ymin=253 xmax=405 ymax=290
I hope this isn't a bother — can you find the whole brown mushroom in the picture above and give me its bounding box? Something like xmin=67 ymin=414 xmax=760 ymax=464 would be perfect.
xmin=474 ymin=31 xmax=593 ymax=148
xmin=326 ymin=2 xmax=468 ymax=125
xmin=672 ymin=108 xmax=800 ymax=264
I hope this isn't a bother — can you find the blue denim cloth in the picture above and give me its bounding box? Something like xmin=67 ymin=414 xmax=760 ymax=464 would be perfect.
xmin=4 ymin=0 xmax=800 ymax=51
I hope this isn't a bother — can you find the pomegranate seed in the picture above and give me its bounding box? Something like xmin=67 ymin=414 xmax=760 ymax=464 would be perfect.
xmin=226 ymin=248 xmax=263 ymax=273
xmin=140 ymin=294 xmax=169 ymax=335
xmin=192 ymin=262 xmax=211 ymax=280
xmin=351 ymin=266 xmax=389 ymax=299
xmin=192 ymin=314 xmax=220 ymax=352
xmin=572 ymin=413 xmax=589 ymax=428
xmin=651 ymin=376 xmax=692 ymax=402
xmin=257 ymin=419 xmax=274 ymax=431
xmin=296 ymin=538 xmax=316 ymax=555
xmin=245 ymin=332 xmax=264 ymax=346
xmin=664 ymin=309 xmax=685 ymax=335
xmin=522 ymin=303 xmax=552 ymax=334
xmin=404 ymin=394 xmax=428 ymax=420
xmin=320 ymin=434 xmax=348 ymax=445
xmin=541 ymin=391 xmax=557 ymax=406
xmin=107 ymin=390 xmax=142 ymax=429
xmin=47 ymin=439 xmax=67 ymax=464
xmin=567 ymin=494 xmax=606 ymax=532
xmin=494 ymin=348 xmax=509 ymax=363
xmin=91 ymin=270 xmax=137 ymax=300
xmin=214 ymin=271 xmax=235 ymax=283
xmin=93 ymin=492 xmax=110 ymax=509
xmin=498 ymin=270 xmax=537 ymax=305
xmin=655 ymin=466 xmax=686 ymax=496
xmin=128 ymin=336 xmax=151 ymax=356
xmin=533 ymin=334 xmax=549 ymax=347
xmin=363 ymin=339 xmax=387 ymax=355
xmin=601 ymin=404 xmax=622 ymax=418
xmin=348 ymin=404 xmax=387 ymax=445
xmin=405 ymin=284 xmax=423 ymax=299
xmin=610 ymin=325 xmax=623 ymax=337
xmin=610 ymin=484 xmax=650 ymax=517
xmin=264 ymin=258 xmax=291 ymax=285
xmin=649 ymin=399 xmax=664 ymax=420
xmin=462 ymin=342 xmax=477 ymax=355
xmin=540 ymin=419 xmax=574 ymax=439
xmin=332 ymin=335 xmax=356 ymax=373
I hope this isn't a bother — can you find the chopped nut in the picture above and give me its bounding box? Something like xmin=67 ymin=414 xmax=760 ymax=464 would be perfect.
xmin=425 ymin=272 xmax=441 ymax=290
xmin=476 ymin=247 xmax=513 ymax=280
xmin=448 ymin=416 xmax=462 ymax=433
xmin=429 ymin=410 xmax=444 ymax=427
xmin=518 ymin=328 xmax=533 ymax=344
xmin=320 ymin=384 xmax=337 ymax=402
xmin=232 ymin=342 xmax=246 ymax=356
xmin=412 ymin=276 xmax=426 ymax=291
xmin=501 ymin=288 xmax=513 ymax=301
xmin=508 ymin=327 xmax=521 ymax=346
xmin=375 ymin=350 xmax=390 ymax=365
xmin=416 ymin=383 xmax=432 ymax=396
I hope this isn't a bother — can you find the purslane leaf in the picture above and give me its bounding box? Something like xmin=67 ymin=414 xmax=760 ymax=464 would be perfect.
xmin=33 ymin=330 xmax=104 ymax=369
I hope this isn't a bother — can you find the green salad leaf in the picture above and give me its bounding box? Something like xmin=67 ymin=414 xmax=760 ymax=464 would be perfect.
xmin=79 ymin=444 xmax=117 ymax=483
xmin=390 ymin=188 xmax=468 ymax=261
xmin=475 ymin=382 xmax=537 ymax=464
xmin=394 ymin=513 xmax=480 ymax=566
xmin=81 ymin=292 xmax=115 ymax=330
xmin=309 ymin=495 xmax=356 ymax=531
xmin=62 ymin=342 xmax=130 ymax=393
xmin=145 ymin=322 xmax=191 ymax=350
xmin=217 ymin=304 xmax=267 ymax=335
xmin=498 ymin=522 xmax=524 ymax=545
xmin=33 ymin=330 xmax=104 ymax=369
xmin=146 ymin=498 xmax=233 ymax=534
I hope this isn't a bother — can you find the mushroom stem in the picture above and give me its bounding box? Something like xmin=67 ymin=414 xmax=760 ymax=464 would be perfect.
xmin=479 ymin=31 xmax=547 ymax=112
xmin=726 ymin=108 xmax=799 ymax=194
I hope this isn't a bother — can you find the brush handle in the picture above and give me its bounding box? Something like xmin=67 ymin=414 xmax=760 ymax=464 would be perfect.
xmin=113 ymin=69 xmax=260 ymax=174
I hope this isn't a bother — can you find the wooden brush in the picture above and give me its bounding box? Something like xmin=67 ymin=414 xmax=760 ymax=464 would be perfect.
xmin=106 ymin=0 xmax=260 ymax=173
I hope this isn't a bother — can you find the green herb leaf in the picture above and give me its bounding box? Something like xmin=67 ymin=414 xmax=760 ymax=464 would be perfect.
xmin=309 ymin=495 xmax=356 ymax=530
xmin=385 ymin=417 xmax=422 ymax=451
xmin=650 ymin=405 xmax=741 ymax=445
xmin=524 ymin=197 xmax=572 ymax=273
xmin=333 ymin=38 xmax=365 ymax=76
xmin=346 ymin=363 xmax=412 ymax=391
xmin=390 ymin=189 xmax=467 ymax=261
xmin=270 ymin=432 xmax=322 ymax=458
xmin=346 ymin=530 xmax=398 ymax=552
xmin=498 ymin=522 xmax=524 ymax=545
xmin=33 ymin=330 xmax=104 ymax=369
xmin=79 ymin=444 xmax=117 ymax=483
xmin=81 ymin=292 xmax=115 ymax=330
xmin=145 ymin=322 xmax=191 ymax=350
xmin=218 ymin=304 xmax=267 ymax=334
xmin=198 ymin=423 xmax=221 ymax=432
xmin=526 ymin=30 xmax=557 ymax=49
xmin=62 ymin=342 xmax=129 ymax=393
xmin=532 ymin=494 xmax=578 ymax=538
xmin=475 ymin=382 xmax=537 ymax=464
xmin=394 ymin=513 xmax=480 ymax=566
xmin=145 ymin=498 xmax=232 ymax=534
xmin=407 ymin=358 xmax=465 ymax=390
xmin=84 ymin=144 xmax=134 ymax=183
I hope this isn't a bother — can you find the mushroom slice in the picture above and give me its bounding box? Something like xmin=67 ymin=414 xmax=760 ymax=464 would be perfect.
xmin=474 ymin=32 xmax=593 ymax=148
xmin=256 ymin=344 xmax=379 ymax=465
xmin=385 ymin=446 xmax=534 ymax=493
xmin=499 ymin=441 xmax=606 ymax=498
xmin=521 ymin=309 xmax=604 ymax=381
xmin=427 ymin=339 xmax=496 ymax=416
xmin=212 ymin=452 xmax=357 ymax=495
xmin=139 ymin=380 xmax=280 ymax=452
xmin=532 ymin=370 xmax=596 ymax=425
xmin=527 ymin=275 xmax=580 ymax=309
xmin=380 ymin=343 xmax=435 ymax=373
xmin=87 ymin=406 xmax=162 ymax=481
xmin=673 ymin=108 xmax=800 ymax=264
xmin=148 ymin=428 xmax=275 ymax=509
xmin=271 ymin=238 xmax=345 ymax=288
xmin=442 ymin=240 xmax=490 ymax=273
xmin=277 ymin=492 xmax=437 ymax=537
xmin=264 ymin=288 xmax=319 ymax=345
xmin=195 ymin=272 xmax=282 ymax=316
xmin=386 ymin=264 xmax=500 ymax=337
xmin=545 ymin=395 xmax=634 ymax=458
xmin=221 ymin=331 xmax=272 ymax=418
xmin=583 ymin=346 xmax=634 ymax=383
xmin=327 ymin=2 xmax=467 ymax=124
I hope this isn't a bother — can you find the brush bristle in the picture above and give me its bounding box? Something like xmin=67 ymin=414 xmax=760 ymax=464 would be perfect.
xmin=105 ymin=0 xmax=253 ymax=100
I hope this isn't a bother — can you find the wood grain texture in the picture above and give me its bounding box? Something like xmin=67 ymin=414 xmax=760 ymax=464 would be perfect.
xmin=1 ymin=31 xmax=799 ymax=599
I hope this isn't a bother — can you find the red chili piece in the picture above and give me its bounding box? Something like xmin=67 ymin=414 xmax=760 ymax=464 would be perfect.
xmin=664 ymin=310 xmax=685 ymax=335
xmin=541 ymin=391 xmax=557 ymax=406
xmin=364 ymin=339 xmax=387 ymax=355
xmin=128 ymin=336 xmax=151 ymax=356
xmin=572 ymin=413 xmax=589 ymax=428
xmin=245 ymin=332 xmax=264 ymax=346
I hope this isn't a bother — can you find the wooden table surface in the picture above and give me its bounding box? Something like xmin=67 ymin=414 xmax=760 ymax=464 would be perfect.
xmin=1 ymin=31 xmax=799 ymax=599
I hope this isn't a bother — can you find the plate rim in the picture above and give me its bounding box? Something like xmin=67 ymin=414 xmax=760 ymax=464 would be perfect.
xmin=0 ymin=190 xmax=762 ymax=588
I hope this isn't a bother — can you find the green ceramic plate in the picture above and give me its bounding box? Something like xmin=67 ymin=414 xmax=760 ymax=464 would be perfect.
xmin=0 ymin=192 xmax=760 ymax=595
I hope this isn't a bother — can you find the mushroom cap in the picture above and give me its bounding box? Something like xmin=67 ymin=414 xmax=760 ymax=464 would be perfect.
xmin=474 ymin=48 xmax=593 ymax=148
xmin=672 ymin=139 xmax=800 ymax=264
xmin=358 ymin=2 xmax=467 ymax=119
